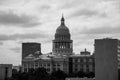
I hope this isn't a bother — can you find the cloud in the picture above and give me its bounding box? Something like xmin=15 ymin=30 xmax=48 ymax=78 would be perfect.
xmin=0 ymin=42 xmax=3 ymax=45
xmin=81 ymin=26 xmax=120 ymax=34
xmin=0 ymin=46 xmax=21 ymax=65
xmin=10 ymin=47 xmax=21 ymax=53
xmin=65 ymin=0 xmax=120 ymax=19
xmin=0 ymin=0 xmax=26 ymax=6
xmin=67 ymin=8 xmax=108 ymax=19
xmin=0 ymin=0 xmax=119 ymax=65
xmin=38 ymin=5 xmax=51 ymax=10
xmin=69 ymin=9 xmax=99 ymax=18
xmin=0 ymin=33 xmax=48 ymax=41
xmin=0 ymin=11 xmax=40 ymax=27
xmin=0 ymin=0 xmax=11 ymax=5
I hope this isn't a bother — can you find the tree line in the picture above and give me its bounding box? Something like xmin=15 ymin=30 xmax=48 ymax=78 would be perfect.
xmin=9 ymin=67 xmax=95 ymax=80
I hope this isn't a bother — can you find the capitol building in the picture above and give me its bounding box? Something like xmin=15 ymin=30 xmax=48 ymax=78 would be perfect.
xmin=22 ymin=15 xmax=95 ymax=74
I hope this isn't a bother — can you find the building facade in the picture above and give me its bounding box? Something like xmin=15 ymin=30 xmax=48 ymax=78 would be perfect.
xmin=22 ymin=16 xmax=94 ymax=74
xmin=22 ymin=53 xmax=94 ymax=74
xmin=95 ymin=38 xmax=118 ymax=80
xmin=69 ymin=49 xmax=95 ymax=73
xmin=0 ymin=64 xmax=12 ymax=80
xmin=22 ymin=54 xmax=69 ymax=73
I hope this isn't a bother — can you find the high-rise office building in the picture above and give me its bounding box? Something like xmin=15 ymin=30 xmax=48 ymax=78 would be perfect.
xmin=22 ymin=42 xmax=41 ymax=59
xmin=95 ymin=38 xmax=118 ymax=80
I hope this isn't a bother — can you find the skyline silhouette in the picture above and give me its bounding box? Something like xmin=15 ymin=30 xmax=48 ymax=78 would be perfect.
xmin=0 ymin=0 xmax=119 ymax=65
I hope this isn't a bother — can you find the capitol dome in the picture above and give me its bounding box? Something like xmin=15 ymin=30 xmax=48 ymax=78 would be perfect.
xmin=55 ymin=15 xmax=70 ymax=40
xmin=52 ymin=15 xmax=73 ymax=56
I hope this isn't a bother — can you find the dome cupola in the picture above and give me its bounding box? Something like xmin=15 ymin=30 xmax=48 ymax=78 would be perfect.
xmin=55 ymin=15 xmax=70 ymax=40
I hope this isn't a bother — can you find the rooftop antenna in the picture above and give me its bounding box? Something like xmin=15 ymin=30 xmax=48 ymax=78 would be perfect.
xmin=61 ymin=13 xmax=65 ymax=25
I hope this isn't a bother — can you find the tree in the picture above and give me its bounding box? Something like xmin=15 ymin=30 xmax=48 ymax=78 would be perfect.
xmin=34 ymin=67 xmax=50 ymax=80
xmin=10 ymin=67 xmax=50 ymax=80
xmin=87 ymin=72 xmax=95 ymax=78
xmin=68 ymin=72 xmax=77 ymax=77
xmin=76 ymin=71 xmax=85 ymax=78
xmin=51 ymin=70 xmax=67 ymax=80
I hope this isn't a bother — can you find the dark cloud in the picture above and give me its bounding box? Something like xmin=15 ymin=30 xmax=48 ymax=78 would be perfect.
xmin=0 ymin=33 xmax=48 ymax=41
xmin=0 ymin=42 xmax=3 ymax=45
xmin=69 ymin=9 xmax=98 ymax=18
xmin=0 ymin=11 xmax=40 ymax=27
xmin=81 ymin=26 xmax=120 ymax=34
xmin=0 ymin=0 xmax=8 ymax=5
xmin=68 ymin=9 xmax=108 ymax=18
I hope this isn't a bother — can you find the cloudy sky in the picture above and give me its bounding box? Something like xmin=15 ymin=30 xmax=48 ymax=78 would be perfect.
xmin=0 ymin=0 xmax=119 ymax=65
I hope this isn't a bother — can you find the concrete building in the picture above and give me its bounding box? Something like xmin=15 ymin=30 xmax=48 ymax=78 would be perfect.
xmin=0 ymin=64 xmax=12 ymax=80
xmin=95 ymin=38 xmax=118 ymax=80
xmin=22 ymin=54 xmax=69 ymax=73
xmin=69 ymin=49 xmax=95 ymax=73
xmin=22 ymin=42 xmax=41 ymax=59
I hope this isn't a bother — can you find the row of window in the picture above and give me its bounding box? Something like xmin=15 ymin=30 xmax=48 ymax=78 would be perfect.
xmin=73 ymin=58 xmax=94 ymax=63
xmin=54 ymin=50 xmax=72 ymax=53
xmin=23 ymin=63 xmax=63 ymax=68
xmin=53 ymin=43 xmax=72 ymax=49
xmin=74 ymin=67 xmax=92 ymax=72
xmin=23 ymin=63 xmax=49 ymax=68
xmin=24 ymin=67 xmax=51 ymax=72
xmin=73 ymin=66 xmax=95 ymax=72
xmin=74 ymin=64 xmax=93 ymax=68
